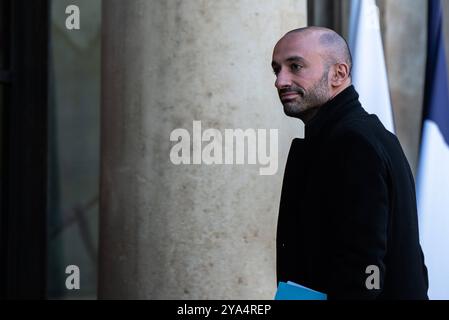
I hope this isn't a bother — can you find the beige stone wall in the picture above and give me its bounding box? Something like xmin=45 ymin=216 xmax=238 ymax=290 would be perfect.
xmin=379 ymin=0 xmax=449 ymax=174
xmin=378 ymin=0 xmax=427 ymax=174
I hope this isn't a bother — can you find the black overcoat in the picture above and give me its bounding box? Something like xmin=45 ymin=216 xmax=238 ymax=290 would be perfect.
xmin=276 ymin=85 xmax=429 ymax=299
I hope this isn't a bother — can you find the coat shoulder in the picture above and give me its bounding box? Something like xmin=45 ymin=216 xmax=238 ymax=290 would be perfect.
xmin=326 ymin=114 xmax=393 ymax=168
xmin=327 ymin=116 xmax=381 ymax=149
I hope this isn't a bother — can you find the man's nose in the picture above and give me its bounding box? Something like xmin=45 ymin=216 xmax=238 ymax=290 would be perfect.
xmin=275 ymin=70 xmax=292 ymax=90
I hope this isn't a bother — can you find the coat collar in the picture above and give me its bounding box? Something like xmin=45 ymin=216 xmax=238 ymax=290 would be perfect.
xmin=305 ymin=85 xmax=361 ymax=140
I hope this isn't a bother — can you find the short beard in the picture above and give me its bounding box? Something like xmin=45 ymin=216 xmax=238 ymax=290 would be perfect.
xmin=281 ymin=69 xmax=331 ymax=119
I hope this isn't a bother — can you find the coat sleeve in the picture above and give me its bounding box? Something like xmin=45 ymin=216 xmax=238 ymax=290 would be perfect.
xmin=326 ymin=131 xmax=389 ymax=300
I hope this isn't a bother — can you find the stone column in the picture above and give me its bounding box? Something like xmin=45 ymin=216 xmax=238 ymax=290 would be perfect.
xmin=99 ymin=0 xmax=306 ymax=299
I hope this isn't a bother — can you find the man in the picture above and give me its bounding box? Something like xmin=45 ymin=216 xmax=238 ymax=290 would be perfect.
xmin=272 ymin=27 xmax=428 ymax=299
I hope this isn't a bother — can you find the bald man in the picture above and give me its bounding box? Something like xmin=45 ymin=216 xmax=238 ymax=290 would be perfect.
xmin=273 ymin=27 xmax=428 ymax=300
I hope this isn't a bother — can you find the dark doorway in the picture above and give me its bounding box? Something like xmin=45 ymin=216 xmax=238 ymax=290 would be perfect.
xmin=0 ymin=0 xmax=49 ymax=299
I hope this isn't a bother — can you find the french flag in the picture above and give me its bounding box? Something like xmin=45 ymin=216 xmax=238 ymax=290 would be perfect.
xmin=416 ymin=0 xmax=449 ymax=300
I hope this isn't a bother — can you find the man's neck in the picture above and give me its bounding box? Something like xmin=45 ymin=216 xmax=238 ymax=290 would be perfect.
xmin=330 ymin=82 xmax=351 ymax=100
xmin=300 ymin=82 xmax=352 ymax=125
xmin=299 ymin=107 xmax=320 ymax=125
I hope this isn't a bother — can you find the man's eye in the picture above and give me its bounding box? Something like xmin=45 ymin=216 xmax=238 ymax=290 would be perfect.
xmin=291 ymin=64 xmax=302 ymax=71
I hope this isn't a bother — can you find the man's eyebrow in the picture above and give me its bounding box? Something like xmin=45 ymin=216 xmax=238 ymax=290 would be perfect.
xmin=286 ymin=56 xmax=306 ymax=63
xmin=271 ymin=56 xmax=306 ymax=69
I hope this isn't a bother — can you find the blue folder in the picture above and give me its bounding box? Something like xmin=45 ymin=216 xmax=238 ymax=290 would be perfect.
xmin=274 ymin=281 xmax=327 ymax=300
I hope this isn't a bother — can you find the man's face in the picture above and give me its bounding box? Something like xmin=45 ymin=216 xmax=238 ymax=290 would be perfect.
xmin=272 ymin=33 xmax=332 ymax=118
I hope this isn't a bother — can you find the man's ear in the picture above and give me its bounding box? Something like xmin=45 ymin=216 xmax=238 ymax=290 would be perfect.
xmin=330 ymin=63 xmax=350 ymax=87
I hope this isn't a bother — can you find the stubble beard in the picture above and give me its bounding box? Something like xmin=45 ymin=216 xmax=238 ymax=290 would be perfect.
xmin=282 ymin=71 xmax=331 ymax=119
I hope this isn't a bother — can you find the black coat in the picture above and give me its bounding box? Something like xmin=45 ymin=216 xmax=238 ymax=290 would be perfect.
xmin=276 ymin=85 xmax=429 ymax=300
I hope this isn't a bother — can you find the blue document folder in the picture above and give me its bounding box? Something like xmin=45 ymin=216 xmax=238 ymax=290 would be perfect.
xmin=275 ymin=281 xmax=327 ymax=300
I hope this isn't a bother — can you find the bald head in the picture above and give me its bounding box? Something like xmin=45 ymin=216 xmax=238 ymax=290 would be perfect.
xmin=272 ymin=26 xmax=353 ymax=122
xmin=286 ymin=26 xmax=352 ymax=75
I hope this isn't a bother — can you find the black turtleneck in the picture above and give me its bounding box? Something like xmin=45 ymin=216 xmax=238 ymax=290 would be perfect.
xmin=305 ymin=85 xmax=364 ymax=140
